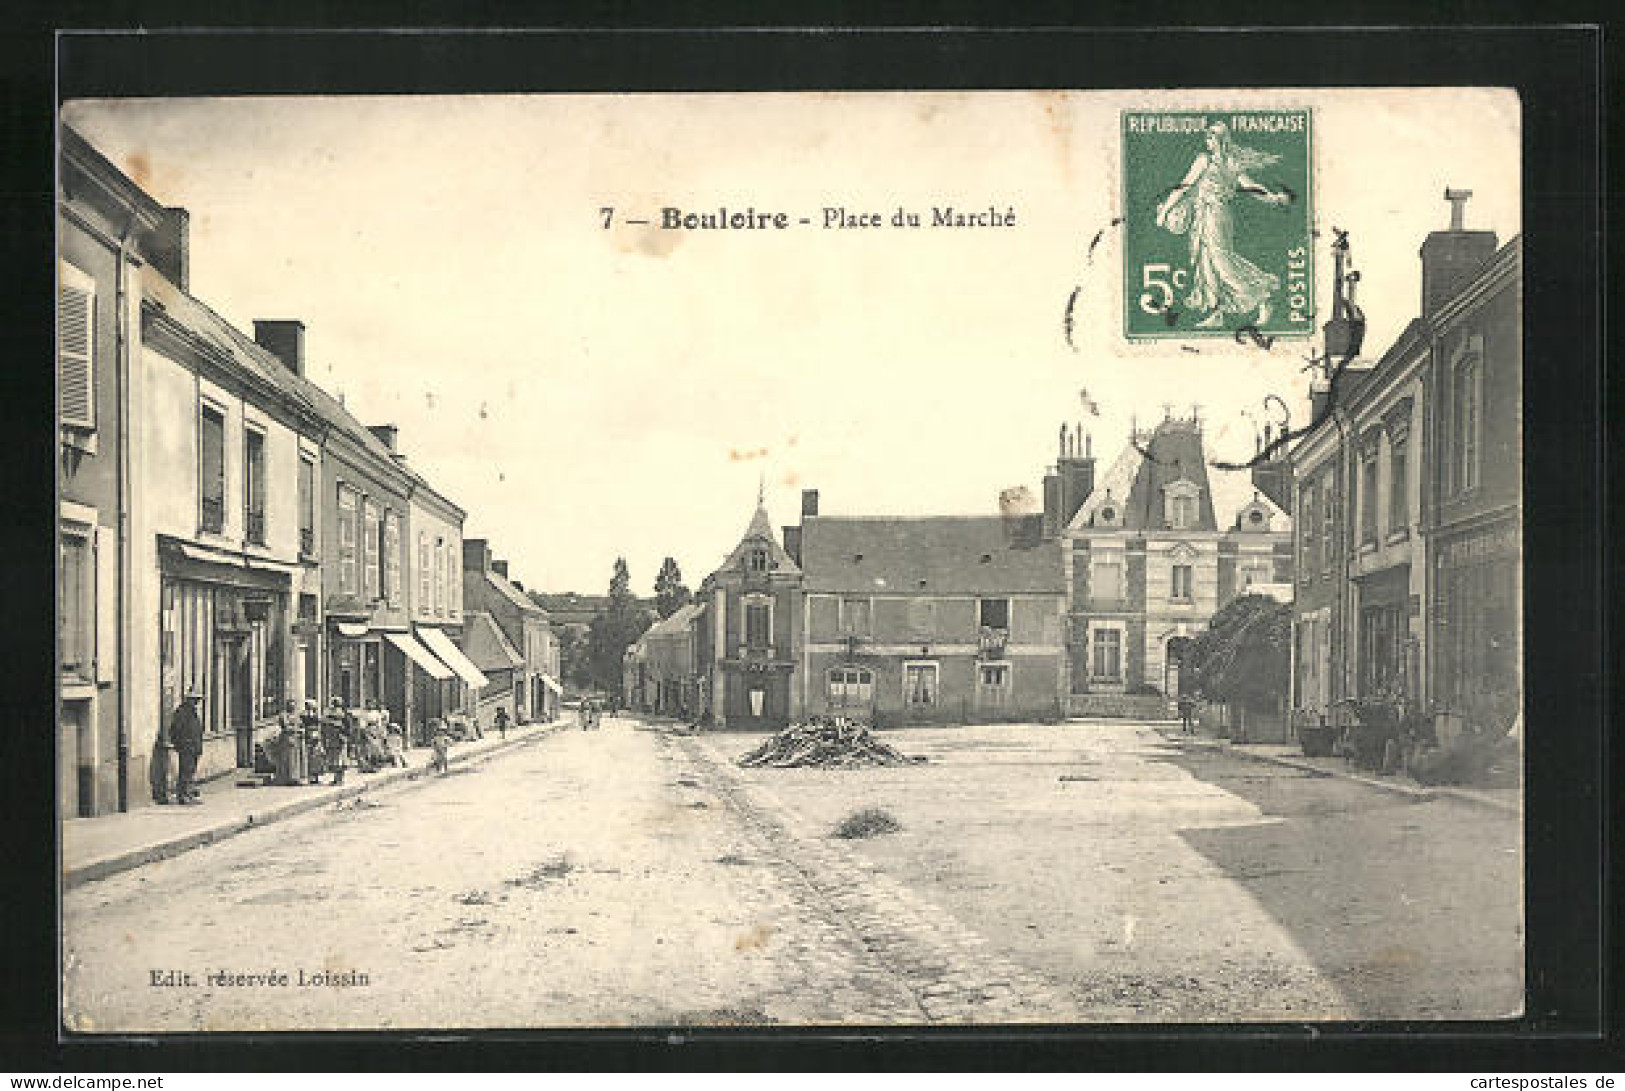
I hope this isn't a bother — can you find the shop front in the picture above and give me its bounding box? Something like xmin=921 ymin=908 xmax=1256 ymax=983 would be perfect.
xmin=1355 ymin=563 xmax=1414 ymax=701
xmin=1431 ymin=516 xmax=1520 ymax=719
xmin=417 ymin=625 xmax=487 ymax=742
xmin=158 ymin=539 xmax=296 ymax=781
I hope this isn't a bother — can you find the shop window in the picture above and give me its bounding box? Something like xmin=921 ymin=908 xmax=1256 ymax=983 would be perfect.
xmin=903 ymin=662 xmax=938 ymax=707
xmin=827 ymin=667 xmax=873 ymax=708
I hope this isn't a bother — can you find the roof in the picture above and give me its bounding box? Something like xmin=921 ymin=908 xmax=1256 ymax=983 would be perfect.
xmin=800 ymin=515 xmax=1062 ymax=595
xmin=645 ymin=602 xmax=705 ymax=641
xmin=717 ymin=502 xmax=800 ymax=576
xmin=1119 ymin=421 xmax=1219 ymax=531
xmin=482 ymin=568 xmax=544 ymax=616
xmin=458 ymin=611 xmax=524 ymax=671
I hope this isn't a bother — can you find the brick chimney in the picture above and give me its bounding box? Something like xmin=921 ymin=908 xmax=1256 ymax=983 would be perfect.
xmin=147 ymin=207 xmax=190 ymax=291
xmin=368 ymin=424 xmax=398 ymax=451
xmin=1420 ymin=188 xmax=1497 ymax=318
xmin=253 ymin=320 xmax=306 ymax=377
xmin=1044 ymin=422 xmax=1095 ymax=535
xmin=801 ymin=489 xmax=819 ymax=518
xmin=462 ymin=538 xmax=491 ymax=573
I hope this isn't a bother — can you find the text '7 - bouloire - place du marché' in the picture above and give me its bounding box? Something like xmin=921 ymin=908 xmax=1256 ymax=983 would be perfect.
xmin=56 ymin=90 xmax=1522 ymax=1030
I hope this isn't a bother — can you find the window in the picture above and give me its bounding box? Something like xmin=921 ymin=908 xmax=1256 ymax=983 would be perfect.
xmin=1091 ymin=628 xmax=1122 ymax=680
xmin=1389 ymin=434 xmax=1409 ymax=533
xmin=747 ymin=548 xmax=768 ymax=573
xmin=1454 ymin=355 xmax=1481 ymax=494
xmin=244 ymin=427 xmax=266 ymax=545
xmin=58 ymin=262 xmax=95 ymax=430
xmin=434 ymin=537 xmax=446 ymax=616
xmin=362 ymin=501 xmax=380 ymax=600
xmin=1239 ymin=559 xmax=1273 ymax=590
xmin=383 ymin=510 xmax=401 ymax=605
xmin=1169 ymin=493 xmax=1197 ymax=529
xmin=199 ymin=405 xmax=225 ymax=533
xmin=744 ymin=602 xmax=771 ymax=647
xmin=59 ymin=530 xmax=92 ymax=679
xmin=337 ymin=486 xmax=359 ymax=595
xmin=298 ymin=455 xmax=316 ymax=555
xmin=418 ymin=531 xmax=431 ymax=611
xmin=838 ymin=596 xmax=872 ymax=636
xmin=1092 ymin=559 xmax=1123 ymax=602
xmin=1360 ymin=450 xmax=1379 ymax=546
xmin=1320 ymin=477 xmax=1336 ymax=574
xmin=1172 ymin=564 xmax=1194 ymax=600
xmin=827 ymin=667 xmax=874 ymax=708
xmin=450 ymin=546 xmax=462 ymax=614
xmin=903 ymin=662 xmax=938 ymax=707
xmin=1298 ymin=484 xmax=1316 ymax=580
xmin=978 ymin=597 xmax=1010 ymax=630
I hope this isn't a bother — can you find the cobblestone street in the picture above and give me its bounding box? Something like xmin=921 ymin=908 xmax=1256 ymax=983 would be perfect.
xmin=62 ymin=716 xmax=1520 ymax=1031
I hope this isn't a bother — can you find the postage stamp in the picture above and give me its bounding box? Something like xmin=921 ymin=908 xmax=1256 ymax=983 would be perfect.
xmin=1121 ymin=108 xmax=1314 ymax=341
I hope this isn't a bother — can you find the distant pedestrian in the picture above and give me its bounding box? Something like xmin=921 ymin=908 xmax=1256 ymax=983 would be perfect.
xmin=1178 ymin=694 xmax=1197 ymax=734
xmin=273 ymin=699 xmax=307 ymax=786
xmin=493 ymin=706 xmax=510 ymax=740
xmin=169 ymin=691 xmax=205 ymax=805
xmin=301 ymin=700 xmax=326 ymax=784
xmin=383 ymin=709 xmax=409 ymax=768
xmin=430 ymin=718 xmax=452 ymax=774
xmin=149 ymin=703 xmax=176 ymax=805
xmin=323 ymin=698 xmax=351 ymax=785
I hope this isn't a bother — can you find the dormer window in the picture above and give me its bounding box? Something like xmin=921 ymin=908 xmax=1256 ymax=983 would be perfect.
xmin=1163 ymin=479 xmax=1202 ymax=530
xmin=746 ymin=548 xmax=768 ymax=573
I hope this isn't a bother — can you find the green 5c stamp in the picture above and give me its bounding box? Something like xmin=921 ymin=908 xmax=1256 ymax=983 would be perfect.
xmin=1121 ymin=109 xmax=1313 ymax=340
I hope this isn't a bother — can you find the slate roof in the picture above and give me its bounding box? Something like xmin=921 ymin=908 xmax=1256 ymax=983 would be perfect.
xmin=459 ymin=611 xmax=524 ymax=671
xmin=799 ymin=515 xmax=1062 ymax=595
xmin=1119 ymin=421 xmax=1219 ymax=532
xmin=717 ymin=502 xmax=801 ymax=575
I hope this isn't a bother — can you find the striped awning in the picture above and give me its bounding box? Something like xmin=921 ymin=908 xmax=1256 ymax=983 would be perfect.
xmin=418 ymin=627 xmax=490 ymax=690
xmin=384 ymin=631 xmax=453 ymax=680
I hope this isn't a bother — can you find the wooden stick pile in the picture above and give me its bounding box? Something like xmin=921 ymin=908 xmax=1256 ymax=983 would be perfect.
xmin=737 ymin=716 xmax=924 ymax=769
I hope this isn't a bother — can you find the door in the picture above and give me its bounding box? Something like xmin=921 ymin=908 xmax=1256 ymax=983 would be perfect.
xmin=218 ymin=637 xmax=254 ymax=767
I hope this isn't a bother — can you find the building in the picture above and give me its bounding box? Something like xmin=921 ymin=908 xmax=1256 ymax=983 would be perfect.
xmin=1063 ymin=415 xmax=1292 ymax=715
xmin=1281 ymin=192 xmax=1521 ymax=738
xmin=57 ymin=128 xmax=187 ymax=815
xmin=407 ymin=477 xmax=487 ymax=743
xmin=698 ymin=499 xmax=805 ymax=729
xmin=59 ymin=124 xmax=480 ymax=812
xmin=461 ymin=540 xmax=560 ymax=725
xmin=626 ymin=603 xmax=706 ymax=717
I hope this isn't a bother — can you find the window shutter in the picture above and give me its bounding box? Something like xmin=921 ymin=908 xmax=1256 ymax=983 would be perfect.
xmin=58 ymin=264 xmax=95 ymax=430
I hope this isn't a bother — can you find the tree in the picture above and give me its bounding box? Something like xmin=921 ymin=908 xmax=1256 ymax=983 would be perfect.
xmin=1184 ymin=593 xmax=1291 ymax=710
xmin=586 ymin=557 xmax=652 ymax=697
xmin=653 ymin=556 xmax=692 ymax=619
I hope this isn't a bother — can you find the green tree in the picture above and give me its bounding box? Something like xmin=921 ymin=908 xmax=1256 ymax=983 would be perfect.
xmin=653 ymin=556 xmax=692 ymax=619
xmin=1184 ymin=593 xmax=1291 ymax=710
xmin=587 ymin=557 xmax=652 ymax=697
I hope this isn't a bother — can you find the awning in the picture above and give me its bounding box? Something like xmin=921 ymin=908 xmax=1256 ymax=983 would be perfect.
xmin=417 ymin=627 xmax=490 ymax=690
xmin=384 ymin=631 xmax=453 ymax=679
xmin=539 ymin=673 xmax=564 ymax=696
xmin=335 ymin=621 xmax=370 ymax=639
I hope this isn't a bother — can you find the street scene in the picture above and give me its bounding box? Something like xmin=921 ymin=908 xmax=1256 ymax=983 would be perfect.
xmin=64 ymin=715 xmax=1520 ymax=1030
xmin=57 ymin=91 xmax=1523 ymax=1030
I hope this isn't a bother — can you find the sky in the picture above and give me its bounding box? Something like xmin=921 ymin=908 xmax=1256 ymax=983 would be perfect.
xmin=63 ymin=90 xmax=1519 ymax=595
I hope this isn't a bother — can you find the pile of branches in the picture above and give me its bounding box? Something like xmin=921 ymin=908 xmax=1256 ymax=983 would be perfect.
xmin=737 ymin=716 xmax=924 ymax=769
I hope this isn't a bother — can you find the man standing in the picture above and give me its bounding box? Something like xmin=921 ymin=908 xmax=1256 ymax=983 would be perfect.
xmin=170 ymin=691 xmax=205 ymax=805
xmin=493 ymin=706 xmax=509 ymax=740
xmin=149 ymin=705 xmax=174 ymax=805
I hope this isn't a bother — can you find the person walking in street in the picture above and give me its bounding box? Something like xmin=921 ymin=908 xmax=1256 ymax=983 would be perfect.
xmin=493 ymin=706 xmax=510 ymax=740
xmin=323 ymin=698 xmax=351 ymax=786
xmin=383 ymin=709 xmax=409 ymax=768
xmin=1178 ymin=693 xmax=1197 ymax=735
xmin=429 ymin=718 xmax=452 ymax=774
xmin=169 ymin=691 xmax=205 ymax=805
xmin=273 ymin=699 xmax=307 ymax=786
xmin=301 ymin=699 xmax=326 ymax=784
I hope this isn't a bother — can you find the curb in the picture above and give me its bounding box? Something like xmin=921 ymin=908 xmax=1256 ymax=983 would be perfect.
xmin=1168 ymin=732 xmax=1521 ymax=815
xmin=63 ymin=724 xmax=563 ymax=890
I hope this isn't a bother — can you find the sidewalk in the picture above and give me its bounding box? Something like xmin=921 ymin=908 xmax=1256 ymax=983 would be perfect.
xmin=62 ymin=721 xmax=562 ymax=889
xmin=1162 ymin=728 xmax=1521 ymax=816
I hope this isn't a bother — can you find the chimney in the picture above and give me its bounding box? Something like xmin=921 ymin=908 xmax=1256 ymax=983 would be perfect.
xmin=801 ymin=489 xmax=819 ymax=518
xmin=1056 ymin=428 xmax=1097 ymax=531
xmin=1419 ymin=188 xmax=1497 ymax=318
xmin=462 ymin=538 xmax=491 ymax=573
xmin=782 ymin=526 xmax=802 ymax=566
xmin=492 ymin=559 xmax=510 ymax=579
xmin=369 ymin=424 xmax=398 ymax=451
xmin=254 ymin=320 xmax=306 ymax=377
xmin=147 ymin=207 xmax=190 ymax=291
